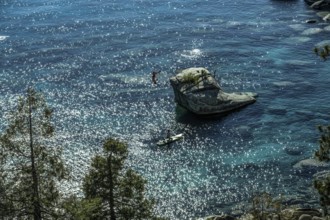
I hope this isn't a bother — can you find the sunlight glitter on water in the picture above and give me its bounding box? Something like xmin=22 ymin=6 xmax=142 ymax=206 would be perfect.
xmin=1 ymin=0 xmax=329 ymax=219
xmin=180 ymin=48 xmax=203 ymax=59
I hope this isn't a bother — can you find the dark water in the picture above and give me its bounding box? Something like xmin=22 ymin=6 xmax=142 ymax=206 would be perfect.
xmin=1 ymin=0 xmax=330 ymax=219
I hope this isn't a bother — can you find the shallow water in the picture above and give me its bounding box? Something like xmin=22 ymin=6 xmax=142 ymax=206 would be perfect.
xmin=1 ymin=0 xmax=330 ymax=219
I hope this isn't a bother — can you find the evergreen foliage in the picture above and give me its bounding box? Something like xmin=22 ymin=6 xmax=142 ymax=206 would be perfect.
xmin=314 ymin=174 xmax=330 ymax=216
xmin=61 ymin=195 xmax=103 ymax=219
xmin=315 ymin=125 xmax=330 ymax=162
xmin=181 ymin=72 xmax=200 ymax=84
xmin=0 ymin=88 xmax=68 ymax=219
xmin=181 ymin=69 xmax=208 ymax=85
xmin=314 ymin=125 xmax=330 ymax=215
xmin=0 ymin=163 xmax=13 ymax=217
xmin=314 ymin=45 xmax=330 ymax=61
xmin=250 ymin=192 xmax=283 ymax=220
xmin=82 ymin=138 xmax=165 ymax=220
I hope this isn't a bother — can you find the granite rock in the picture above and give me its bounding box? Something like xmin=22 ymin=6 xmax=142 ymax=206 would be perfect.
xmin=170 ymin=67 xmax=257 ymax=116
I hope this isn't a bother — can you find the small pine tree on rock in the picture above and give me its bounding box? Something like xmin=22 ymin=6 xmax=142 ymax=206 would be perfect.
xmin=314 ymin=45 xmax=330 ymax=61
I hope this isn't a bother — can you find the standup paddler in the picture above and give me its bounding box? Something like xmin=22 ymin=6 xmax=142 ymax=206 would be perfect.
xmin=151 ymin=70 xmax=160 ymax=85
xmin=166 ymin=129 xmax=171 ymax=139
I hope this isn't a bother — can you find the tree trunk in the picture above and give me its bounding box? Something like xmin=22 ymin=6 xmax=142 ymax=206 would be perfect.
xmin=29 ymin=94 xmax=41 ymax=220
xmin=108 ymin=153 xmax=116 ymax=220
xmin=323 ymin=205 xmax=328 ymax=216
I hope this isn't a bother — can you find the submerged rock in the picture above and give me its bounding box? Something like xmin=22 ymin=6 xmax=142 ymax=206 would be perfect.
xmin=301 ymin=28 xmax=323 ymax=35
xmin=284 ymin=145 xmax=304 ymax=156
xmin=169 ymin=67 xmax=257 ymax=116
xmin=306 ymin=19 xmax=318 ymax=24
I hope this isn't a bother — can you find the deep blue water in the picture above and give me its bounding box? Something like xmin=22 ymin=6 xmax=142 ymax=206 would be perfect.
xmin=1 ymin=0 xmax=330 ymax=219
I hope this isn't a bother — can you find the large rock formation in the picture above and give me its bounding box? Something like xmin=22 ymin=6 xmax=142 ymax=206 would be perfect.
xmin=170 ymin=67 xmax=257 ymax=116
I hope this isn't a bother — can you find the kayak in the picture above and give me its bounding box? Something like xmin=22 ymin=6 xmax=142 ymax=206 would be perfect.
xmin=156 ymin=133 xmax=184 ymax=146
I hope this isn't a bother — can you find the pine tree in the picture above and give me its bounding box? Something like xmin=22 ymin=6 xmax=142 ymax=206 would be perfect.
xmin=314 ymin=45 xmax=330 ymax=61
xmin=0 ymin=88 xmax=68 ymax=219
xmin=0 ymin=146 xmax=13 ymax=218
xmin=314 ymin=125 xmax=330 ymax=215
xmin=315 ymin=125 xmax=330 ymax=162
xmin=83 ymin=138 xmax=164 ymax=220
xmin=314 ymin=174 xmax=330 ymax=216
xmin=61 ymin=195 xmax=103 ymax=219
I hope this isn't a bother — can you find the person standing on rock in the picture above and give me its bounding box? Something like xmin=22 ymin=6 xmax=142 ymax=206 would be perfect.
xmin=166 ymin=129 xmax=171 ymax=139
xmin=151 ymin=70 xmax=160 ymax=85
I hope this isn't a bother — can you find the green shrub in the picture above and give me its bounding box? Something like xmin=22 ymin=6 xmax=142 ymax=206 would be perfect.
xmin=314 ymin=45 xmax=330 ymax=61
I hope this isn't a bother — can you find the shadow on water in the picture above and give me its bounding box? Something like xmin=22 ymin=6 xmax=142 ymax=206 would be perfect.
xmin=174 ymin=104 xmax=259 ymax=125
xmin=270 ymin=0 xmax=300 ymax=6
xmin=271 ymin=0 xmax=299 ymax=2
xmin=174 ymin=105 xmax=231 ymax=124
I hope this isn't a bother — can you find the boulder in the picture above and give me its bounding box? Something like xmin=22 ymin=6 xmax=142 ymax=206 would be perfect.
xmin=238 ymin=213 xmax=254 ymax=220
xmin=299 ymin=214 xmax=313 ymax=220
xmin=313 ymin=170 xmax=330 ymax=179
xmin=272 ymin=214 xmax=281 ymax=220
xmin=312 ymin=217 xmax=324 ymax=220
xmin=281 ymin=208 xmax=321 ymax=220
xmin=293 ymin=158 xmax=330 ymax=169
xmin=305 ymin=0 xmax=330 ymax=10
xmin=201 ymin=214 xmax=236 ymax=220
xmin=170 ymin=67 xmax=257 ymax=116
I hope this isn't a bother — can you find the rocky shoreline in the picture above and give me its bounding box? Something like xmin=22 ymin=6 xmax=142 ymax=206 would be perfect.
xmin=199 ymin=2 xmax=330 ymax=219
xmin=199 ymin=207 xmax=323 ymax=220
xmin=198 ymin=157 xmax=330 ymax=220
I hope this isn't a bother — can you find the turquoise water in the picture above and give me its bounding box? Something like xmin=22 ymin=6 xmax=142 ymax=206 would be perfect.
xmin=1 ymin=0 xmax=330 ymax=219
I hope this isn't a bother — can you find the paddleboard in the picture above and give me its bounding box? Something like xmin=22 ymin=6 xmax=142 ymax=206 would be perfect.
xmin=156 ymin=133 xmax=184 ymax=146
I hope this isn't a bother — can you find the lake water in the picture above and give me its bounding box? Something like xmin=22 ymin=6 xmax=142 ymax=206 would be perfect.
xmin=1 ymin=0 xmax=330 ymax=219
